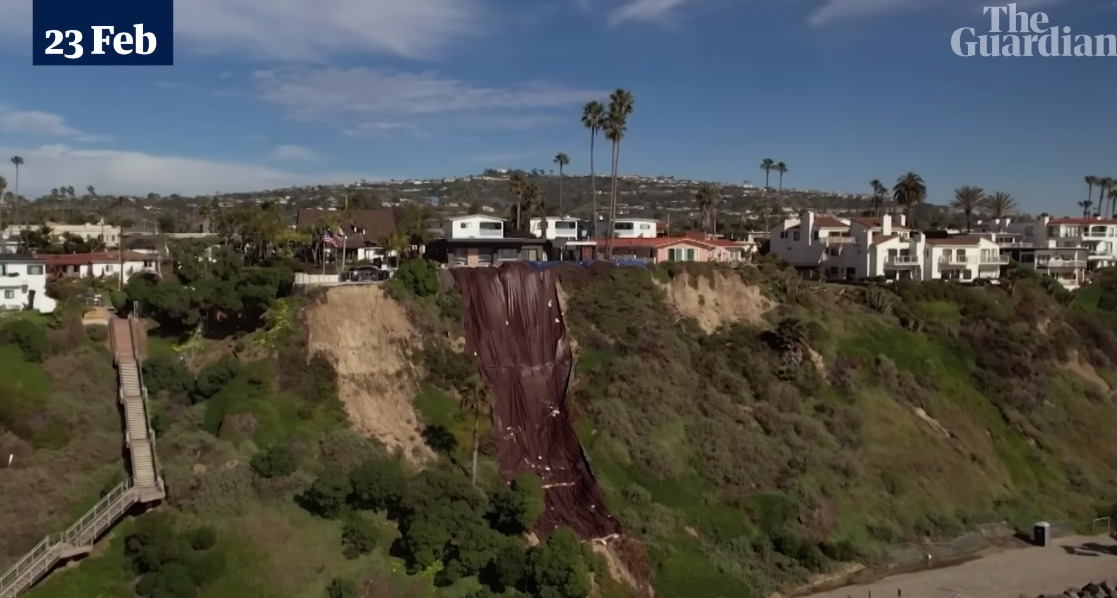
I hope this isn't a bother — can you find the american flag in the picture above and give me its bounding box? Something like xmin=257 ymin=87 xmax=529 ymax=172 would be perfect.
xmin=321 ymin=230 xmax=338 ymax=247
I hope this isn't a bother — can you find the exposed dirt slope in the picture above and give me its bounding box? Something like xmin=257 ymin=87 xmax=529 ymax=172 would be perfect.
xmin=656 ymin=272 xmax=774 ymax=332
xmin=304 ymin=286 xmax=433 ymax=463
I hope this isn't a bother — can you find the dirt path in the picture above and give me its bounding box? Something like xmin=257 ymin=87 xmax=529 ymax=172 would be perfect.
xmin=805 ymin=536 xmax=1117 ymax=598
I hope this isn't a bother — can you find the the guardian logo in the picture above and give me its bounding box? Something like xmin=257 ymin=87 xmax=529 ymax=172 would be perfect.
xmin=951 ymin=3 xmax=1116 ymax=57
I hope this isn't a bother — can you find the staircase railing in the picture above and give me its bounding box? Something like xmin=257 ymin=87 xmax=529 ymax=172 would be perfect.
xmin=125 ymin=308 xmax=164 ymax=496
xmin=0 ymin=481 xmax=134 ymax=596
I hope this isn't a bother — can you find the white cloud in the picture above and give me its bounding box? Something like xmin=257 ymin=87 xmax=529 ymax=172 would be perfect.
xmin=254 ymin=68 xmax=600 ymax=134
xmin=271 ymin=144 xmax=321 ymax=160
xmin=607 ymin=0 xmax=695 ymax=24
xmin=0 ymin=0 xmax=484 ymax=61
xmin=1 ymin=111 xmax=83 ymax=136
xmin=343 ymin=122 xmax=421 ymax=138
xmin=808 ymin=0 xmax=1066 ymax=26
xmin=0 ymin=144 xmax=373 ymax=197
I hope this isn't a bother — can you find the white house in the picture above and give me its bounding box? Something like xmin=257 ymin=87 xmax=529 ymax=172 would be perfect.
xmin=612 ymin=218 xmax=659 ymax=239
xmin=974 ymin=216 xmax=1095 ymax=289
xmin=528 ymin=217 xmax=581 ymax=241
xmin=3 ymin=220 xmax=123 ymax=248
xmin=770 ymin=212 xmax=1006 ymax=282
xmin=39 ymin=251 xmax=161 ymax=281
xmin=443 ymin=215 xmax=505 ymax=240
xmin=0 ymin=254 xmax=56 ymax=313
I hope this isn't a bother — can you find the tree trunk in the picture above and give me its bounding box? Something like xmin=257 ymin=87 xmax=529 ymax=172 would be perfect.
xmin=778 ymin=172 xmax=783 ymax=191
xmin=606 ymin=140 xmax=620 ymax=260
xmin=589 ymin=133 xmax=597 ymax=239
xmin=558 ymin=167 xmax=564 ymax=215
xmin=470 ymin=413 xmax=479 ymax=486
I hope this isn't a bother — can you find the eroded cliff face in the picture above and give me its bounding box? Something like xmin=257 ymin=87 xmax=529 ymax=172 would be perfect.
xmin=655 ymin=272 xmax=774 ymax=333
xmin=303 ymin=286 xmax=434 ymax=464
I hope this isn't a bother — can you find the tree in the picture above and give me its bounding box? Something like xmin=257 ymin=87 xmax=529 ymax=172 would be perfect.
xmin=892 ymin=172 xmax=926 ymax=228
xmin=7 ymin=155 xmax=22 ymax=231
xmin=951 ymin=186 xmax=984 ymax=232
xmin=301 ymin=468 xmax=353 ymax=518
xmin=775 ymin=161 xmax=788 ymax=191
xmin=459 ymin=374 xmax=489 ymax=486
xmin=1086 ymin=175 xmax=1097 ymax=215
xmin=1079 ymin=199 xmax=1094 ymax=217
xmin=695 ymin=184 xmax=718 ymax=234
xmin=527 ymin=528 xmax=591 ymax=598
xmin=348 ymin=457 xmax=408 ymax=513
xmin=509 ymin=173 xmax=527 ymax=231
xmin=1098 ymin=177 xmax=1114 ymax=218
xmin=603 ymin=89 xmax=634 ymax=260
xmin=552 ymin=153 xmax=569 ymax=215
xmin=982 ymin=191 xmax=1017 ymax=219
xmin=870 ymin=179 xmax=888 ymax=216
xmin=760 ymin=158 xmax=775 ymax=189
xmin=580 ymin=102 xmax=605 ymax=238
xmin=486 ymin=474 xmax=544 ymax=535
xmin=250 ymin=445 xmax=298 ymax=478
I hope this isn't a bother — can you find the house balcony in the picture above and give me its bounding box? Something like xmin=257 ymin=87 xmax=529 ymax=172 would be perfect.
xmin=886 ymin=255 xmax=920 ymax=266
xmin=982 ymin=255 xmax=1010 ymax=264
xmin=1036 ymin=258 xmax=1085 ymax=269
xmin=824 ymin=236 xmax=857 ymax=244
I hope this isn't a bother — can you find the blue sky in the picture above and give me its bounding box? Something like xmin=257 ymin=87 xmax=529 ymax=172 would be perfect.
xmin=0 ymin=0 xmax=1114 ymax=213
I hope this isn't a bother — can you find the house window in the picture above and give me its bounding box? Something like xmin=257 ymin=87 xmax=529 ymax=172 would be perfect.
xmin=667 ymin=248 xmax=697 ymax=262
xmin=104 ymin=265 xmax=114 ymax=272
xmin=3 ymin=290 xmax=12 ymax=299
xmin=554 ymin=221 xmax=576 ymax=230
xmin=793 ymin=231 xmax=800 ymax=241
xmin=614 ymin=222 xmax=635 ymax=231
xmin=639 ymin=224 xmax=651 ymax=230
xmin=779 ymin=232 xmax=787 ymax=239
xmin=479 ymin=222 xmax=501 ymax=230
xmin=458 ymin=222 xmax=469 ymax=228
xmin=1024 ymin=226 xmax=1034 ymax=236
xmin=27 ymin=265 xmax=43 ymax=275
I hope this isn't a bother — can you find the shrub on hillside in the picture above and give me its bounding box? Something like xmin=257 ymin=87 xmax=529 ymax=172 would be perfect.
xmin=2 ymin=319 xmax=47 ymax=362
xmin=250 ymin=444 xmax=299 ymax=479
xmin=392 ymin=259 xmax=440 ymax=298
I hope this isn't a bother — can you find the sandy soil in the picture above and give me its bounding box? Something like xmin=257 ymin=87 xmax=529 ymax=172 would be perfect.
xmin=805 ymin=535 xmax=1117 ymax=598
xmin=303 ymin=286 xmax=434 ymax=464
xmin=656 ymin=273 xmax=773 ymax=333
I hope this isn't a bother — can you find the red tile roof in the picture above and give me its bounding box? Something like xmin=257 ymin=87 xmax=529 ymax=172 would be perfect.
xmin=1049 ymin=218 xmax=1117 ymax=225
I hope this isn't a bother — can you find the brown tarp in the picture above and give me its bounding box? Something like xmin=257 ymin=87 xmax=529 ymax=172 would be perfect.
xmin=452 ymin=263 xmax=621 ymax=540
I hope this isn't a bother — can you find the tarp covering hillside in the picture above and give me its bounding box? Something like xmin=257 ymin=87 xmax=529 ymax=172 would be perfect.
xmin=451 ymin=263 xmax=621 ymax=540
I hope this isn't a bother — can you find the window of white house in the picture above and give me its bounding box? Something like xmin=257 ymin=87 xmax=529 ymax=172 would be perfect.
xmin=105 ymin=265 xmax=114 ymax=272
xmin=3 ymin=290 xmax=13 ymax=299
xmin=555 ymin=221 xmax=576 ymax=229
xmin=639 ymin=224 xmax=651 ymax=230
xmin=1024 ymin=226 xmax=1034 ymax=236
xmin=27 ymin=265 xmax=43 ymax=275
xmin=459 ymin=222 xmax=469 ymax=228
xmin=614 ymin=222 xmax=635 ymax=231
xmin=793 ymin=231 xmax=800 ymax=241
xmin=479 ymin=222 xmax=501 ymax=230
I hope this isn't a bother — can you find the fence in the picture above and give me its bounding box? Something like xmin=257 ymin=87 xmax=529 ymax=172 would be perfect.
xmin=293 ymin=273 xmax=341 ymax=286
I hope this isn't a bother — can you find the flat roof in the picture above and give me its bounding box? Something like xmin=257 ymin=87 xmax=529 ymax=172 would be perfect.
xmin=446 ymin=214 xmax=505 ymax=222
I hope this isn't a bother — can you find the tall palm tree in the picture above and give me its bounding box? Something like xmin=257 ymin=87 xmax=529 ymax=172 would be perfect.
xmin=775 ymin=162 xmax=788 ymax=191
xmin=892 ymin=172 xmax=927 ymax=228
xmin=1097 ymin=177 xmax=1113 ymax=218
xmin=760 ymin=158 xmax=775 ymax=190
xmin=7 ymin=156 xmax=23 ymax=234
xmin=508 ymin=173 xmax=527 ymax=230
xmin=553 ymin=152 xmax=570 ymax=215
xmin=870 ymin=179 xmax=887 ymax=216
xmin=604 ymin=89 xmax=634 ymax=260
xmin=951 ymin=186 xmax=984 ymax=232
xmin=459 ymin=374 xmax=489 ymax=486
xmin=695 ymin=184 xmax=718 ymax=234
xmin=1079 ymin=199 xmax=1094 ymax=217
xmin=982 ymin=191 xmax=1017 ymax=219
xmin=1108 ymin=187 xmax=1117 ymax=220
xmin=1086 ymin=176 xmax=1098 ymax=215
xmin=581 ymin=101 xmax=606 ymax=238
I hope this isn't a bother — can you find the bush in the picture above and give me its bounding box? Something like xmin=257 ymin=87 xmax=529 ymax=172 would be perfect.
xmin=3 ymin=319 xmax=48 ymax=362
xmin=326 ymin=577 xmax=358 ymax=598
xmin=341 ymin=517 xmax=382 ymax=559
xmin=392 ymin=259 xmax=440 ymax=297
xmin=250 ymin=445 xmax=299 ymax=479
xmin=190 ymin=357 xmax=241 ymax=404
xmin=185 ymin=526 xmax=217 ymax=551
xmin=300 ymin=469 xmax=353 ymax=518
xmin=86 ymin=324 xmax=108 ymax=342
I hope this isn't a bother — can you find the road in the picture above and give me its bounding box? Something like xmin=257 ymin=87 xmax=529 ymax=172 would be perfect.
xmin=806 ymin=535 xmax=1117 ymax=598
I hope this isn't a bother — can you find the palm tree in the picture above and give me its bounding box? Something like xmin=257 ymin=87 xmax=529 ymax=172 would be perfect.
xmin=553 ymin=152 xmax=570 ymax=215
xmin=892 ymin=172 xmax=926 ymax=228
xmin=380 ymin=231 xmax=409 ymax=266
xmin=695 ymin=184 xmax=718 ymax=234
xmin=951 ymin=186 xmax=984 ymax=232
xmin=760 ymin=158 xmax=775 ymax=189
xmin=508 ymin=173 xmax=527 ymax=230
xmin=775 ymin=162 xmax=788 ymax=191
xmin=1108 ymin=187 xmax=1117 ymax=219
xmin=1078 ymin=200 xmax=1094 ymax=217
xmin=581 ymin=101 xmax=606 ymax=237
xmin=459 ymin=374 xmax=489 ymax=486
xmin=604 ymin=89 xmax=634 ymax=260
xmin=7 ymin=156 xmax=23 ymax=234
xmin=982 ymin=191 xmax=1017 ymax=219
xmin=870 ymin=179 xmax=888 ymax=216
xmin=1097 ymin=177 xmax=1113 ymax=218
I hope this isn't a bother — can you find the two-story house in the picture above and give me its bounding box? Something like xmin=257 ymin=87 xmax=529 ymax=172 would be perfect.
xmin=612 ymin=218 xmax=660 ymax=239
xmin=424 ymin=215 xmax=550 ymax=267
xmin=0 ymin=254 xmax=56 ymax=313
xmin=975 ymin=216 xmax=1093 ymax=289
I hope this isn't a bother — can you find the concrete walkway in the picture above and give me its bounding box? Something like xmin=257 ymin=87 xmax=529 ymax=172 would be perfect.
xmin=807 ymin=536 xmax=1117 ymax=598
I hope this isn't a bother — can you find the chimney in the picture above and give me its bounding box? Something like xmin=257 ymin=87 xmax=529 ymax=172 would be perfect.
xmin=896 ymin=213 xmax=906 ymax=227
xmin=881 ymin=214 xmax=892 ymax=236
xmin=802 ymin=211 xmax=815 ymax=245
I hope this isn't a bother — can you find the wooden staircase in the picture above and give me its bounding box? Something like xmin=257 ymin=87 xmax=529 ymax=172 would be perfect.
xmin=0 ymin=313 xmax=165 ymax=598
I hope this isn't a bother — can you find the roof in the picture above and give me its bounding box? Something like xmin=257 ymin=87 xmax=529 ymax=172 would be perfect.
xmin=446 ymin=214 xmax=504 ymax=222
xmin=35 ymin=251 xmax=156 ymax=266
xmin=0 ymin=252 xmax=44 ymax=263
xmin=787 ymin=216 xmax=847 ymax=231
xmin=850 ymin=217 xmax=909 ymax=230
xmin=1049 ymin=218 xmax=1117 ymax=225
xmin=609 ymin=236 xmax=734 ymax=249
xmin=871 ymin=234 xmax=899 ymax=245
xmin=925 ymin=235 xmax=986 ymax=247
xmin=296 ymin=208 xmax=398 ymax=247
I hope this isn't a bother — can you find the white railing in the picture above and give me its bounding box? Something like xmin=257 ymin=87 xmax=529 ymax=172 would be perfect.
xmin=887 ymin=255 xmax=920 ymax=265
xmin=1036 ymin=259 xmax=1086 ymax=268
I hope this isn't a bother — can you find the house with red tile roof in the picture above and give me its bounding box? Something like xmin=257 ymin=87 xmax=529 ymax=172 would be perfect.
xmin=606 ymin=231 xmax=750 ymax=263
xmin=36 ymin=251 xmax=163 ymax=282
xmin=972 ymin=215 xmax=1100 ymax=289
